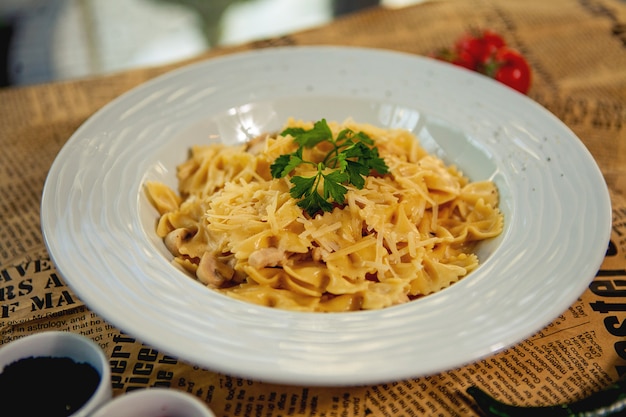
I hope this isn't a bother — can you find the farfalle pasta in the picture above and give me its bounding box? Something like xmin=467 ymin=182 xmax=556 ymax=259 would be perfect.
xmin=146 ymin=119 xmax=503 ymax=312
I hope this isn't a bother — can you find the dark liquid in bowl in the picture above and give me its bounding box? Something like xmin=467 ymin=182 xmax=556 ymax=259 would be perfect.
xmin=0 ymin=356 xmax=100 ymax=417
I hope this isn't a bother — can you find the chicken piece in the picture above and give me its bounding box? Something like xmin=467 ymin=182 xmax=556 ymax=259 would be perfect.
xmin=248 ymin=247 xmax=287 ymax=269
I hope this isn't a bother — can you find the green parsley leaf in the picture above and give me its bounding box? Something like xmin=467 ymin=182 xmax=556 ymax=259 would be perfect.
xmin=323 ymin=170 xmax=349 ymax=203
xmin=280 ymin=127 xmax=307 ymax=137
xmin=353 ymin=131 xmax=374 ymax=146
xmin=297 ymin=191 xmax=334 ymax=217
xmin=286 ymin=119 xmax=333 ymax=148
xmin=345 ymin=160 xmax=370 ymax=189
xmin=366 ymin=147 xmax=389 ymax=175
xmin=270 ymin=148 xmax=305 ymax=178
xmin=270 ymin=119 xmax=390 ymax=216
xmin=270 ymin=154 xmax=292 ymax=178
xmin=290 ymin=175 xmax=318 ymax=199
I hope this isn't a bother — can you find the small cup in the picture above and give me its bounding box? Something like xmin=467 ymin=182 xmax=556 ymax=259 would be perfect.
xmin=0 ymin=330 xmax=112 ymax=417
xmin=90 ymin=388 xmax=216 ymax=417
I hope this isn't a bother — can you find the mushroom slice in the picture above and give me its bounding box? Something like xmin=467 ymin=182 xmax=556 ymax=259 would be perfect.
xmin=164 ymin=228 xmax=192 ymax=256
xmin=197 ymin=251 xmax=235 ymax=288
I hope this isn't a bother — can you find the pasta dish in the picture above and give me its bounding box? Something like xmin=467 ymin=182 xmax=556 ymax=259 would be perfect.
xmin=146 ymin=119 xmax=503 ymax=312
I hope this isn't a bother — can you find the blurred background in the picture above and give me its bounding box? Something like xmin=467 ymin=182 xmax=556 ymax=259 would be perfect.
xmin=0 ymin=0 xmax=422 ymax=87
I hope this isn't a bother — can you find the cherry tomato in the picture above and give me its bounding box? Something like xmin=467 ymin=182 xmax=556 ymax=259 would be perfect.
xmin=451 ymin=49 xmax=477 ymax=70
xmin=492 ymin=47 xmax=532 ymax=94
xmin=480 ymin=29 xmax=506 ymax=61
xmin=454 ymin=34 xmax=485 ymax=64
xmin=455 ymin=29 xmax=506 ymax=65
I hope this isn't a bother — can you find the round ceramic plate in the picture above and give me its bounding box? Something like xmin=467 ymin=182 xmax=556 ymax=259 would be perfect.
xmin=41 ymin=46 xmax=611 ymax=386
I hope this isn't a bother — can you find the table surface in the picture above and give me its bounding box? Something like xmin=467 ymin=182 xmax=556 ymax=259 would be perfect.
xmin=1 ymin=0 xmax=626 ymax=416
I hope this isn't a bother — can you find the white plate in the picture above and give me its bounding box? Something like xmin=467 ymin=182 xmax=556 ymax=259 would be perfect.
xmin=41 ymin=46 xmax=611 ymax=386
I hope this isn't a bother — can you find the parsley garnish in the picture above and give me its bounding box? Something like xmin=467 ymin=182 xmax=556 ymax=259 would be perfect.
xmin=270 ymin=119 xmax=389 ymax=216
